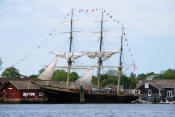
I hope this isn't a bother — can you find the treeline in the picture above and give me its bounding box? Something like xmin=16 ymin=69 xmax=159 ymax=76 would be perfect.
xmin=92 ymin=74 xmax=137 ymax=89
xmin=137 ymin=69 xmax=175 ymax=80
xmin=1 ymin=59 xmax=175 ymax=89
xmin=0 ymin=66 xmax=137 ymax=89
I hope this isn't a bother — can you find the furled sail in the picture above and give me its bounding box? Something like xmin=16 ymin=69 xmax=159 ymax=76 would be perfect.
xmin=38 ymin=57 xmax=58 ymax=80
xmin=85 ymin=51 xmax=118 ymax=61
xmin=50 ymin=52 xmax=85 ymax=60
xmin=75 ymin=69 xmax=94 ymax=87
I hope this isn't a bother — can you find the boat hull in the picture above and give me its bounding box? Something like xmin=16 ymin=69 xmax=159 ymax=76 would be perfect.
xmin=44 ymin=88 xmax=138 ymax=103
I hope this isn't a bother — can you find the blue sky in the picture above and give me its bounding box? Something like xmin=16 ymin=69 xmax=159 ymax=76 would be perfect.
xmin=0 ymin=0 xmax=175 ymax=76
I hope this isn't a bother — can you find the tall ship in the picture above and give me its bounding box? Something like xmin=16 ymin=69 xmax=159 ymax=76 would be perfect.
xmin=32 ymin=9 xmax=138 ymax=103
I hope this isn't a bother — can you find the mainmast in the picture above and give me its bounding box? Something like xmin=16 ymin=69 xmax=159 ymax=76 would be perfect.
xmin=117 ymin=26 xmax=124 ymax=95
xmin=97 ymin=9 xmax=104 ymax=88
xmin=66 ymin=9 xmax=74 ymax=88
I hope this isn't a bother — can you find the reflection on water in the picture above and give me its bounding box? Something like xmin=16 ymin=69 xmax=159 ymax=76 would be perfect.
xmin=0 ymin=104 xmax=175 ymax=117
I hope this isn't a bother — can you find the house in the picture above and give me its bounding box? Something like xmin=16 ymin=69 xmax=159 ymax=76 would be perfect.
xmin=137 ymin=79 xmax=175 ymax=101
xmin=146 ymin=75 xmax=157 ymax=80
xmin=0 ymin=80 xmax=46 ymax=103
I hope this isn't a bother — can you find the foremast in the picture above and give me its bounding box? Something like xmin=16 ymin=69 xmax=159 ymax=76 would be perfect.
xmin=67 ymin=9 xmax=74 ymax=88
xmin=117 ymin=26 xmax=124 ymax=95
xmin=97 ymin=9 xmax=104 ymax=88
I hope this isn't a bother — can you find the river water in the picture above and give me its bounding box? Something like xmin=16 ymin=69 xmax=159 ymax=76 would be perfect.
xmin=0 ymin=104 xmax=175 ymax=117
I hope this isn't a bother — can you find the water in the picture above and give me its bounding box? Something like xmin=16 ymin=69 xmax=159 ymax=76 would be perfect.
xmin=0 ymin=104 xmax=175 ymax=117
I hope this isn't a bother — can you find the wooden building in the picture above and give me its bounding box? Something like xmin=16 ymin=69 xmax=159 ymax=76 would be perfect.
xmin=137 ymin=79 xmax=175 ymax=102
xmin=0 ymin=80 xmax=45 ymax=103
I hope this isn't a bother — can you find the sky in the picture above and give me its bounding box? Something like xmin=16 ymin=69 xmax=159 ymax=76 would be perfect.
xmin=0 ymin=0 xmax=175 ymax=76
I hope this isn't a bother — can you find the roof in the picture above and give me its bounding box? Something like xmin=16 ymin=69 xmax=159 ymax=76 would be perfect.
xmin=9 ymin=81 xmax=40 ymax=90
xmin=35 ymin=80 xmax=96 ymax=90
xmin=146 ymin=75 xmax=157 ymax=80
xmin=0 ymin=78 xmax=33 ymax=82
xmin=152 ymin=80 xmax=175 ymax=88
xmin=137 ymin=80 xmax=175 ymax=89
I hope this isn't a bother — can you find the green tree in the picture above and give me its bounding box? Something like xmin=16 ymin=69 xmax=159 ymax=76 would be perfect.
xmin=137 ymin=72 xmax=156 ymax=79
xmin=53 ymin=70 xmax=79 ymax=82
xmin=70 ymin=72 xmax=79 ymax=82
xmin=29 ymin=74 xmax=38 ymax=78
xmin=91 ymin=76 xmax=98 ymax=85
xmin=0 ymin=58 xmax=3 ymax=71
xmin=39 ymin=68 xmax=45 ymax=75
xmin=159 ymin=69 xmax=175 ymax=79
xmin=1 ymin=66 xmax=21 ymax=78
xmin=91 ymin=70 xmax=137 ymax=89
xmin=53 ymin=69 xmax=67 ymax=81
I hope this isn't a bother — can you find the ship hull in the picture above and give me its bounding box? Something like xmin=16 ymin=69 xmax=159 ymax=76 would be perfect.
xmin=43 ymin=88 xmax=138 ymax=103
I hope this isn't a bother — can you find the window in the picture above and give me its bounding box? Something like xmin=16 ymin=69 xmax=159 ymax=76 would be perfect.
xmin=23 ymin=93 xmax=28 ymax=96
xmin=39 ymin=92 xmax=43 ymax=96
xmin=7 ymin=92 xmax=10 ymax=99
xmin=148 ymin=89 xmax=152 ymax=96
xmin=30 ymin=93 xmax=35 ymax=96
xmin=145 ymin=83 xmax=149 ymax=88
xmin=23 ymin=92 xmax=35 ymax=97
xmin=167 ymin=91 xmax=173 ymax=97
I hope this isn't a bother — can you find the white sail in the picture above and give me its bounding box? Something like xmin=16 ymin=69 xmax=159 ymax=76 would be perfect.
xmin=85 ymin=51 xmax=118 ymax=61
xmin=38 ymin=57 xmax=58 ymax=80
xmin=50 ymin=52 xmax=85 ymax=60
xmin=75 ymin=69 xmax=94 ymax=87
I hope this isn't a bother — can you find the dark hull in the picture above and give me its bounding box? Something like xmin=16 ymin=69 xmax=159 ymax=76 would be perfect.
xmin=43 ymin=88 xmax=138 ymax=103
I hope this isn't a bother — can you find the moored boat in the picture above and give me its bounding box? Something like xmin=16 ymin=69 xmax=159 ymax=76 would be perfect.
xmin=32 ymin=8 xmax=138 ymax=103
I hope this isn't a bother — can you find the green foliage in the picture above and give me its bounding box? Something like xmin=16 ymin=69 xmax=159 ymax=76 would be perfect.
xmin=39 ymin=68 xmax=45 ymax=75
xmin=28 ymin=68 xmax=44 ymax=78
xmin=53 ymin=69 xmax=79 ymax=82
xmin=100 ymin=76 xmax=116 ymax=87
xmin=137 ymin=69 xmax=175 ymax=80
xmin=53 ymin=69 xmax=67 ymax=81
xmin=91 ymin=76 xmax=98 ymax=85
xmin=137 ymin=72 xmax=156 ymax=80
xmin=91 ymin=71 xmax=137 ymax=89
xmin=1 ymin=66 xmax=21 ymax=78
xmin=0 ymin=58 xmax=2 ymax=71
xmin=159 ymin=69 xmax=175 ymax=79
xmin=70 ymin=72 xmax=79 ymax=81
xmin=29 ymin=74 xmax=38 ymax=78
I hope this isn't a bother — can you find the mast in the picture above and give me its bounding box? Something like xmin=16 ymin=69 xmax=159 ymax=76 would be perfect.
xmin=66 ymin=9 xmax=74 ymax=88
xmin=117 ymin=26 xmax=124 ymax=95
xmin=97 ymin=9 xmax=104 ymax=88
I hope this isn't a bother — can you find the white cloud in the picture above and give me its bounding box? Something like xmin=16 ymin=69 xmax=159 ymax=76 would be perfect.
xmin=0 ymin=0 xmax=175 ymax=75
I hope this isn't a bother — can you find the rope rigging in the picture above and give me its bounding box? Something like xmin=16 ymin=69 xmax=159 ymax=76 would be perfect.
xmin=11 ymin=8 xmax=137 ymax=76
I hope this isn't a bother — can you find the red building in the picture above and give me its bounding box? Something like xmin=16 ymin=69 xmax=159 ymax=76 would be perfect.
xmin=0 ymin=80 xmax=45 ymax=103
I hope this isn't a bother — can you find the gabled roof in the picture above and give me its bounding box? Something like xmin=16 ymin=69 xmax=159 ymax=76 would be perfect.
xmin=9 ymin=81 xmax=40 ymax=90
xmin=152 ymin=80 xmax=175 ymax=88
xmin=0 ymin=78 xmax=33 ymax=82
xmin=137 ymin=80 xmax=175 ymax=89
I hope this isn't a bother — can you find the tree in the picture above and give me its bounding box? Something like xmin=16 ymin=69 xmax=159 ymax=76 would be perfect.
xmin=53 ymin=69 xmax=79 ymax=82
xmin=1 ymin=66 xmax=21 ymax=78
xmin=70 ymin=72 xmax=79 ymax=82
xmin=91 ymin=76 xmax=98 ymax=85
xmin=0 ymin=58 xmax=2 ymax=71
xmin=28 ymin=68 xmax=45 ymax=78
xmin=137 ymin=72 xmax=156 ymax=79
xmin=159 ymin=69 xmax=175 ymax=79
xmin=53 ymin=69 xmax=67 ymax=81
xmin=29 ymin=74 xmax=38 ymax=78
xmin=39 ymin=68 xmax=45 ymax=75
